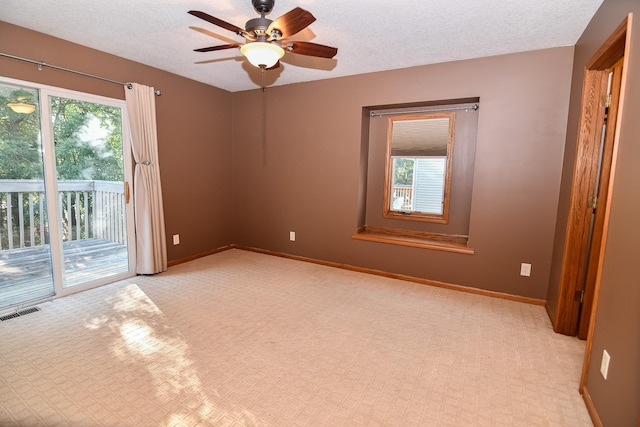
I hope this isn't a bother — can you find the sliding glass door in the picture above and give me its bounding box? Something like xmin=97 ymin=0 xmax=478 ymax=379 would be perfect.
xmin=48 ymin=95 xmax=132 ymax=287
xmin=0 ymin=78 xmax=136 ymax=309
xmin=0 ymin=83 xmax=55 ymax=307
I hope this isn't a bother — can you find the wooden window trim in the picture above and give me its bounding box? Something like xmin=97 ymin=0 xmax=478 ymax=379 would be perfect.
xmin=352 ymin=226 xmax=474 ymax=255
xmin=383 ymin=112 xmax=455 ymax=224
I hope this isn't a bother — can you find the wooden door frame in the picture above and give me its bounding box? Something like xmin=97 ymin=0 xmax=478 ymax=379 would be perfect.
xmin=553 ymin=17 xmax=629 ymax=337
xmin=579 ymin=16 xmax=631 ymax=395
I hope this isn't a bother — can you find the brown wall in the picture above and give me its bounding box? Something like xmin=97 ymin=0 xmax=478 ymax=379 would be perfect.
xmin=0 ymin=21 xmax=234 ymax=261
xmin=231 ymin=47 xmax=574 ymax=300
xmin=548 ymin=1 xmax=640 ymax=424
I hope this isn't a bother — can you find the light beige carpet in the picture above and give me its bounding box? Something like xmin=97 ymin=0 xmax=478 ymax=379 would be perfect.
xmin=0 ymin=249 xmax=592 ymax=426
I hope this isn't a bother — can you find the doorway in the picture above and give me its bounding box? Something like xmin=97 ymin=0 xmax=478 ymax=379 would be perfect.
xmin=553 ymin=18 xmax=628 ymax=339
xmin=0 ymin=77 xmax=136 ymax=309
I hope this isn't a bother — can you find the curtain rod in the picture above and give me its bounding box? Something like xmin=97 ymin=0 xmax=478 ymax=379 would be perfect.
xmin=370 ymin=103 xmax=478 ymax=118
xmin=0 ymin=52 xmax=162 ymax=96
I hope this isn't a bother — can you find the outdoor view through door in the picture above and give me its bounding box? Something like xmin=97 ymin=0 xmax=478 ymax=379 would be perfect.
xmin=0 ymin=78 xmax=136 ymax=309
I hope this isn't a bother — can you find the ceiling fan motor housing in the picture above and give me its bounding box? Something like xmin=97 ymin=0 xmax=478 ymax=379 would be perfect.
xmin=246 ymin=17 xmax=272 ymax=32
xmin=245 ymin=17 xmax=273 ymax=41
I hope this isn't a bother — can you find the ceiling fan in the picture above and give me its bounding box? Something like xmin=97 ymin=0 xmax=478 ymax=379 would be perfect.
xmin=188 ymin=0 xmax=338 ymax=70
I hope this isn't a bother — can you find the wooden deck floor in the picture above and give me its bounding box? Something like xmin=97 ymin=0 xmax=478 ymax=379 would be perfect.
xmin=0 ymin=238 xmax=128 ymax=309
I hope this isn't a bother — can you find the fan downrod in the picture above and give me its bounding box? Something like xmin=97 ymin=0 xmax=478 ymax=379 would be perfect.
xmin=252 ymin=0 xmax=275 ymax=14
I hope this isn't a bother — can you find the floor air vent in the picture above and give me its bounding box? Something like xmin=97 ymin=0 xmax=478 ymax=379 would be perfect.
xmin=0 ymin=307 xmax=41 ymax=322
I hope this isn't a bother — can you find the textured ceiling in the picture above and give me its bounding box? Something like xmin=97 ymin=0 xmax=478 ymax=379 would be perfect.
xmin=1 ymin=0 xmax=603 ymax=92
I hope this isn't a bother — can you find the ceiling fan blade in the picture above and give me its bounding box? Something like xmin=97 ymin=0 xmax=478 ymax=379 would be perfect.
xmin=188 ymin=10 xmax=247 ymax=37
xmin=267 ymin=7 xmax=316 ymax=39
xmin=194 ymin=44 xmax=240 ymax=53
xmin=266 ymin=61 xmax=281 ymax=71
xmin=287 ymin=41 xmax=337 ymax=59
xmin=190 ymin=26 xmax=240 ymax=45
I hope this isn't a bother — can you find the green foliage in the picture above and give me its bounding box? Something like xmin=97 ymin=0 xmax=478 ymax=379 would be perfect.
xmin=50 ymin=96 xmax=123 ymax=181
xmin=393 ymin=158 xmax=414 ymax=186
xmin=0 ymin=91 xmax=123 ymax=181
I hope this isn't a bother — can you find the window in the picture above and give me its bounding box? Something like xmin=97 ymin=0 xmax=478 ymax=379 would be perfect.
xmin=354 ymin=98 xmax=478 ymax=253
xmin=384 ymin=112 xmax=455 ymax=223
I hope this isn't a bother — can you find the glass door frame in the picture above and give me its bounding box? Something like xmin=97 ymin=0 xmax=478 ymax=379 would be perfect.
xmin=2 ymin=76 xmax=137 ymax=300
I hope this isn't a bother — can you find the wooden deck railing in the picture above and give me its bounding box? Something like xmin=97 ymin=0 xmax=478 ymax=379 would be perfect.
xmin=0 ymin=179 xmax=126 ymax=251
xmin=393 ymin=186 xmax=413 ymax=210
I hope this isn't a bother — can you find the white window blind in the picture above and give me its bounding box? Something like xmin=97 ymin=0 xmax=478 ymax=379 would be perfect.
xmin=414 ymin=157 xmax=446 ymax=214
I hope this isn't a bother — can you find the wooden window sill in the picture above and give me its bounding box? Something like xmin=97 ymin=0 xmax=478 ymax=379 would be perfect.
xmin=352 ymin=226 xmax=474 ymax=255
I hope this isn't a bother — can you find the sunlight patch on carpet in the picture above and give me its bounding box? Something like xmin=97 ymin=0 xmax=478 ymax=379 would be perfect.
xmin=83 ymin=283 xmax=261 ymax=425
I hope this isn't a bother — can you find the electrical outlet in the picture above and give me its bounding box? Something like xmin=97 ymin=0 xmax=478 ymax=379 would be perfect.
xmin=520 ymin=263 xmax=531 ymax=277
xmin=600 ymin=349 xmax=610 ymax=380
xmin=172 ymin=234 xmax=180 ymax=245
xmin=289 ymin=231 xmax=296 ymax=242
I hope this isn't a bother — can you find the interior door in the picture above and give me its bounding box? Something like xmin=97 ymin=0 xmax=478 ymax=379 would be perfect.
xmin=576 ymin=59 xmax=624 ymax=340
xmin=554 ymin=18 xmax=628 ymax=339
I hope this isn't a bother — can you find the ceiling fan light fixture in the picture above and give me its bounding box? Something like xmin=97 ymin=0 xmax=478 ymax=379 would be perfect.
xmin=241 ymin=42 xmax=284 ymax=68
xmin=8 ymin=99 xmax=36 ymax=114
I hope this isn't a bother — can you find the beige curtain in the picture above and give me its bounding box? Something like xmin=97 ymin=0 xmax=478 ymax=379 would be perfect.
xmin=125 ymin=83 xmax=167 ymax=274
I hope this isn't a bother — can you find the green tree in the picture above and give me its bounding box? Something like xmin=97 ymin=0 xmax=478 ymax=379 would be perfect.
xmin=394 ymin=158 xmax=414 ymax=186
xmin=0 ymin=91 xmax=124 ymax=181
xmin=50 ymin=96 xmax=123 ymax=181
